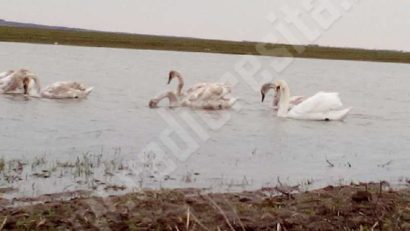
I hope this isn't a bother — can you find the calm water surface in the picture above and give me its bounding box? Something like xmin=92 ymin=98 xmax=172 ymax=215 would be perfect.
xmin=0 ymin=42 xmax=409 ymax=198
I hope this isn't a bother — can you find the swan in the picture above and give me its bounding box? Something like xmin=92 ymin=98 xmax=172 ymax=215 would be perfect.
xmin=266 ymin=80 xmax=351 ymax=121
xmin=261 ymin=82 xmax=305 ymax=110
xmin=40 ymin=81 xmax=94 ymax=99
xmin=0 ymin=69 xmax=41 ymax=95
xmin=0 ymin=69 xmax=93 ymax=99
xmin=168 ymin=70 xmax=231 ymax=101
xmin=149 ymin=90 xmax=236 ymax=110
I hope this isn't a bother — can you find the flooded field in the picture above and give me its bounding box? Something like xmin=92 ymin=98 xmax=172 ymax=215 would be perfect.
xmin=1 ymin=42 xmax=410 ymax=199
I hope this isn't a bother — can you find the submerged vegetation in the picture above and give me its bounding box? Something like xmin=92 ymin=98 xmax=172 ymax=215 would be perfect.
xmin=1 ymin=26 xmax=410 ymax=63
xmin=0 ymin=153 xmax=135 ymax=199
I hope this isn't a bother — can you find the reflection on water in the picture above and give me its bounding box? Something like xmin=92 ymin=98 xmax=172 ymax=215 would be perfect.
xmin=1 ymin=42 xmax=410 ymax=199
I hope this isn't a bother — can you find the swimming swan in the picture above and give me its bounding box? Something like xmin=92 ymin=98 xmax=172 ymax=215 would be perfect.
xmin=40 ymin=81 xmax=94 ymax=99
xmin=168 ymin=70 xmax=231 ymax=101
xmin=0 ymin=69 xmax=41 ymax=95
xmin=265 ymin=80 xmax=351 ymax=121
xmin=149 ymin=90 xmax=236 ymax=110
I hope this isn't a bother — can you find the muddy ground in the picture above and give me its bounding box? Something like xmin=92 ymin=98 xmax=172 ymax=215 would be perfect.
xmin=0 ymin=183 xmax=409 ymax=230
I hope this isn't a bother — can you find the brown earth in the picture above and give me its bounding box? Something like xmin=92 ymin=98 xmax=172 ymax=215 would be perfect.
xmin=0 ymin=183 xmax=409 ymax=230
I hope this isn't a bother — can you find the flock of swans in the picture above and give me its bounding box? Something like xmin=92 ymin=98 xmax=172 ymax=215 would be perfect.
xmin=150 ymin=71 xmax=351 ymax=121
xmin=0 ymin=68 xmax=93 ymax=99
xmin=1 ymin=68 xmax=350 ymax=121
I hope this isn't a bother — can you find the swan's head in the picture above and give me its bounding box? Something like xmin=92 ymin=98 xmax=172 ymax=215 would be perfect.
xmin=273 ymin=80 xmax=288 ymax=91
xmin=260 ymin=83 xmax=275 ymax=102
xmin=22 ymin=76 xmax=41 ymax=97
xmin=149 ymin=91 xmax=178 ymax=108
xmin=23 ymin=77 xmax=30 ymax=94
xmin=168 ymin=70 xmax=181 ymax=84
xmin=148 ymin=99 xmax=159 ymax=108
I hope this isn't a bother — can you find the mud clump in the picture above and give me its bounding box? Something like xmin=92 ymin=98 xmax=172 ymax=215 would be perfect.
xmin=0 ymin=183 xmax=409 ymax=230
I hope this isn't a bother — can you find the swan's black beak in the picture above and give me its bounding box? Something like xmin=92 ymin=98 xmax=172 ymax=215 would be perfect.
xmin=23 ymin=79 xmax=28 ymax=95
xmin=167 ymin=76 xmax=171 ymax=84
xmin=261 ymin=92 xmax=265 ymax=103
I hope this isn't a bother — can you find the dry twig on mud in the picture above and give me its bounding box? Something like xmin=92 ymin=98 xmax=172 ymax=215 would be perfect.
xmin=0 ymin=216 xmax=7 ymax=231
xmin=204 ymin=195 xmax=235 ymax=231
xmin=187 ymin=208 xmax=211 ymax=231
xmin=223 ymin=198 xmax=245 ymax=231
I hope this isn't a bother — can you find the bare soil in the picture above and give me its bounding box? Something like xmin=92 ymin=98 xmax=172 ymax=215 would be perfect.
xmin=0 ymin=183 xmax=409 ymax=230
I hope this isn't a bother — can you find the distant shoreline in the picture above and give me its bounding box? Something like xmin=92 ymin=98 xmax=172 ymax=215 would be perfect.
xmin=1 ymin=26 xmax=410 ymax=64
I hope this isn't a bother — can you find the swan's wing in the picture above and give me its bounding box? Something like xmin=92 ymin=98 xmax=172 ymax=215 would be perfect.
xmin=1 ymin=75 xmax=24 ymax=93
xmin=196 ymin=83 xmax=231 ymax=101
xmin=186 ymin=82 xmax=208 ymax=94
xmin=41 ymin=88 xmax=78 ymax=99
xmin=41 ymin=81 xmax=91 ymax=98
xmin=184 ymin=86 xmax=207 ymax=102
xmin=290 ymin=92 xmax=343 ymax=115
xmin=188 ymin=97 xmax=237 ymax=110
xmin=289 ymin=96 xmax=305 ymax=105
xmin=184 ymin=83 xmax=231 ymax=102
xmin=0 ymin=71 xmax=13 ymax=79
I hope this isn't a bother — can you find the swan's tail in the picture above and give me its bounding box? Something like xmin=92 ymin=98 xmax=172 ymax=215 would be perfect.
xmin=84 ymin=87 xmax=94 ymax=96
xmin=326 ymin=107 xmax=351 ymax=121
xmin=228 ymin=97 xmax=238 ymax=106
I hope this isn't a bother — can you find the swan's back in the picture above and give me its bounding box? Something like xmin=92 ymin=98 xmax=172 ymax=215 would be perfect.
xmin=288 ymin=92 xmax=349 ymax=120
xmin=185 ymin=83 xmax=231 ymax=102
xmin=290 ymin=92 xmax=342 ymax=114
xmin=185 ymin=97 xmax=237 ymax=110
xmin=41 ymin=81 xmax=93 ymax=99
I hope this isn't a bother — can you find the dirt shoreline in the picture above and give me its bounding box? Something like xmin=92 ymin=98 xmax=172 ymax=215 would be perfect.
xmin=0 ymin=183 xmax=409 ymax=230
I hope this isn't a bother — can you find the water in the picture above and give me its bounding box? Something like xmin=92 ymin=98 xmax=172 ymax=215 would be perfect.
xmin=1 ymin=42 xmax=410 ymax=199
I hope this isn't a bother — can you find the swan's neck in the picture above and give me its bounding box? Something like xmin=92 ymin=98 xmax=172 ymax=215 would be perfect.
xmin=277 ymin=85 xmax=290 ymax=117
xmin=156 ymin=91 xmax=178 ymax=106
xmin=27 ymin=78 xmax=41 ymax=97
xmin=175 ymin=74 xmax=184 ymax=96
xmin=273 ymin=89 xmax=280 ymax=108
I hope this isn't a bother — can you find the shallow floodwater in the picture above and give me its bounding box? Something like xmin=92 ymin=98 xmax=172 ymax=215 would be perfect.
xmin=1 ymin=42 xmax=410 ymax=198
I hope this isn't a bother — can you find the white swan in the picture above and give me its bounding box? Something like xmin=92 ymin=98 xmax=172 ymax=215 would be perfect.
xmin=261 ymin=82 xmax=305 ymax=110
xmin=0 ymin=69 xmax=41 ymax=95
xmin=149 ymin=90 xmax=236 ymax=110
xmin=168 ymin=70 xmax=231 ymax=102
xmin=40 ymin=81 xmax=94 ymax=99
xmin=269 ymin=80 xmax=351 ymax=121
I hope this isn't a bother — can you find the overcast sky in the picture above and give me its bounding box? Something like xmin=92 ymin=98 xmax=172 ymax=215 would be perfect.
xmin=1 ymin=0 xmax=409 ymax=51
